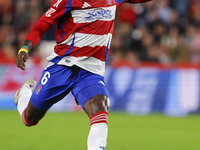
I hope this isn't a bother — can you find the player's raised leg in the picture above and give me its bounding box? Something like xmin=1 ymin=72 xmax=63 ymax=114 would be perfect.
xmin=14 ymin=78 xmax=36 ymax=115
xmin=84 ymin=95 xmax=110 ymax=150
xmin=14 ymin=78 xmax=47 ymax=126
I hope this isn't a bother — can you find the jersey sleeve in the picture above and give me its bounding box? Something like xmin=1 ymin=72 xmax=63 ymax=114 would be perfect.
xmin=40 ymin=0 xmax=72 ymax=25
xmin=25 ymin=20 xmax=52 ymax=47
xmin=126 ymin=0 xmax=152 ymax=4
xmin=25 ymin=0 xmax=72 ymax=48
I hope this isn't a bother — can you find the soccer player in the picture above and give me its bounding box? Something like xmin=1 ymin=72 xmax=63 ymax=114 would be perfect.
xmin=15 ymin=0 xmax=152 ymax=149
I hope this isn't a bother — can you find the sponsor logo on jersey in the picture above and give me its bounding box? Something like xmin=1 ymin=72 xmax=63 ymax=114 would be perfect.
xmin=71 ymin=5 xmax=116 ymax=23
xmin=85 ymin=9 xmax=112 ymax=21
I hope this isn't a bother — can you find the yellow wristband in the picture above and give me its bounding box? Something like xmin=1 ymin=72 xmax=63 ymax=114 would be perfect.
xmin=18 ymin=48 xmax=28 ymax=55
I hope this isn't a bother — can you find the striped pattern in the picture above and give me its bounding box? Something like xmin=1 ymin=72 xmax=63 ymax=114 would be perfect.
xmin=90 ymin=111 xmax=108 ymax=126
xmin=48 ymin=31 xmax=112 ymax=75
xmin=46 ymin=52 xmax=106 ymax=75
xmin=42 ymin=0 xmax=123 ymax=75
xmin=60 ymin=33 xmax=112 ymax=48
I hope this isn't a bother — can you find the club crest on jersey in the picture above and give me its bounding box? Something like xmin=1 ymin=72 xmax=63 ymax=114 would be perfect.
xmin=35 ymin=84 xmax=42 ymax=95
xmin=85 ymin=9 xmax=112 ymax=21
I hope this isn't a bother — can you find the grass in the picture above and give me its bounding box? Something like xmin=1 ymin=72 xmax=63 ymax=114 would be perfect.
xmin=0 ymin=111 xmax=200 ymax=150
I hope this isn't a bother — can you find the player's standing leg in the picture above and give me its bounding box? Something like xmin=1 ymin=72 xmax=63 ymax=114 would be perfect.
xmin=84 ymin=95 xmax=110 ymax=150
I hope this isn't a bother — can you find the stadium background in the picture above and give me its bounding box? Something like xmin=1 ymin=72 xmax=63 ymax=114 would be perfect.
xmin=1 ymin=0 xmax=200 ymax=150
xmin=1 ymin=0 xmax=200 ymax=116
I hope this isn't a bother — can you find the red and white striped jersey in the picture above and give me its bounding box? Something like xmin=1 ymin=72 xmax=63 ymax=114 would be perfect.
xmin=34 ymin=0 xmax=151 ymax=76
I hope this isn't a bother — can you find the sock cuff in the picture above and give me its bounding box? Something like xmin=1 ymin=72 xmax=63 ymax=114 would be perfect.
xmin=21 ymin=108 xmax=36 ymax=126
xmin=90 ymin=111 xmax=108 ymax=126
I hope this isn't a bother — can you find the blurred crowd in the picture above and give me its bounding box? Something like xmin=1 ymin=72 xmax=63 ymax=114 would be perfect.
xmin=0 ymin=0 xmax=54 ymax=64
xmin=1 ymin=0 xmax=200 ymax=66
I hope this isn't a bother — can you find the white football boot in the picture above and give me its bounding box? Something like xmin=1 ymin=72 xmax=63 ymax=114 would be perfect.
xmin=14 ymin=78 xmax=36 ymax=105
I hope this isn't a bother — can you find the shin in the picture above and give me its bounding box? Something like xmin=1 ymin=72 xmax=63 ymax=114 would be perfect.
xmin=84 ymin=95 xmax=110 ymax=150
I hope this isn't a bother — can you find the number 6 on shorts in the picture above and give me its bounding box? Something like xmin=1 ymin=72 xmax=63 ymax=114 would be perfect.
xmin=41 ymin=71 xmax=50 ymax=85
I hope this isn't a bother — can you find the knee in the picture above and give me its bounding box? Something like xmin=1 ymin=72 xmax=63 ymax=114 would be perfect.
xmin=92 ymin=95 xmax=110 ymax=113
xmin=84 ymin=95 xmax=110 ymax=118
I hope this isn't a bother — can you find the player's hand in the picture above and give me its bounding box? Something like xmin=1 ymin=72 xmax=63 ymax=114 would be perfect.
xmin=16 ymin=51 xmax=29 ymax=71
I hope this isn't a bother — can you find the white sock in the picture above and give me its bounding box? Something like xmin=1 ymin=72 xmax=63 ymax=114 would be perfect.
xmin=87 ymin=111 xmax=108 ymax=150
xmin=87 ymin=123 xmax=108 ymax=150
xmin=17 ymin=87 xmax=32 ymax=116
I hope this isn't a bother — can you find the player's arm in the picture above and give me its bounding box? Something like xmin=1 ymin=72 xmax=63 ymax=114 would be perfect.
xmin=126 ymin=0 xmax=152 ymax=4
xmin=16 ymin=21 xmax=51 ymax=71
xmin=16 ymin=0 xmax=71 ymax=71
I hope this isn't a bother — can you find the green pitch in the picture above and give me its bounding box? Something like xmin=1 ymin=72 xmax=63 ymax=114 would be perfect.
xmin=0 ymin=111 xmax=200 ymax=150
